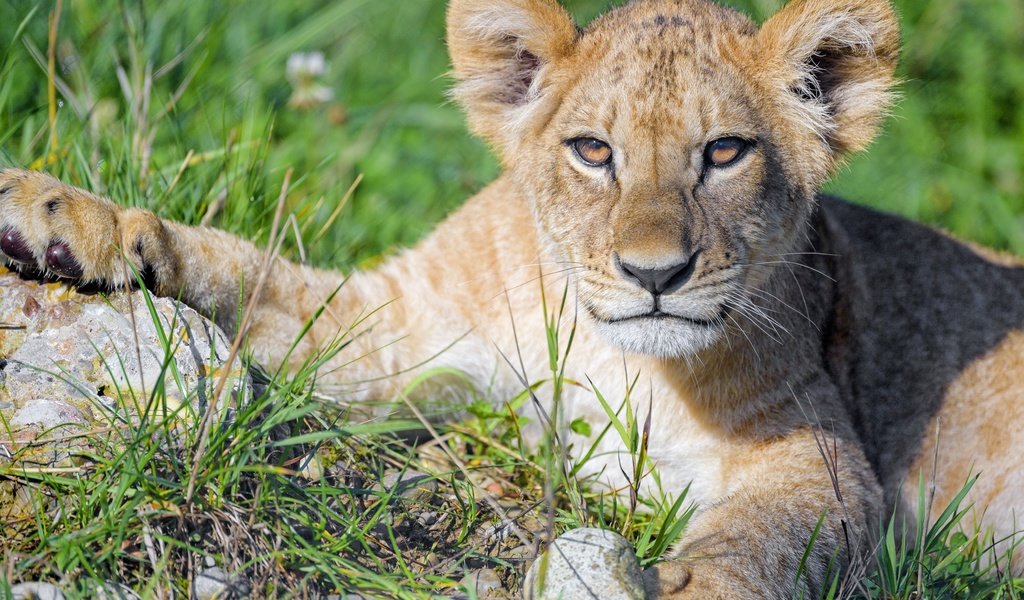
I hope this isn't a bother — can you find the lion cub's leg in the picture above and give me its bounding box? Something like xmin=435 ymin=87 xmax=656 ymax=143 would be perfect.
xmin=0 ymin=168 xmax=173 ymax=289
xmin=0 ymin=169 xmax=424 ymax=378
xmin=0 ymin=168 xmax=345 ymax=364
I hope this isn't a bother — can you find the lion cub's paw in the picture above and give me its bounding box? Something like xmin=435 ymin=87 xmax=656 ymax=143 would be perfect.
xmin=644 ymin=561 xmax=764 ymax=599
xmin=0 ymin=168 xmax=164 ymax=287
xmin=643 ymin=561 xmax=693 ymax=598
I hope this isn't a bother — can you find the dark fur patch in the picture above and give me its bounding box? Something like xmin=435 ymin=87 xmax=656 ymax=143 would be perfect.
xmin=139 ymin=262 xmax=158 ymax=291
xmin=796 ymin=50 xmax=843 ymax=110
xmin=510 ymin=48 xmax=540 ymax=106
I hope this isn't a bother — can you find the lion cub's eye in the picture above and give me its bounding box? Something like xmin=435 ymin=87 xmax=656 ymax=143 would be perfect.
xmin=704 ymin=137 xmax=750 ymax=168
xmin=571 ymin=137 xmax=613 ymax=167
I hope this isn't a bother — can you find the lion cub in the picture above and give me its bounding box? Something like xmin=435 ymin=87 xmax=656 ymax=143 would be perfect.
xmin=2 ymin=0 xmax=1022 ymax=596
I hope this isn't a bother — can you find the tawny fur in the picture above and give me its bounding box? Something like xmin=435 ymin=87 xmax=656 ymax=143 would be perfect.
xmin=1 ymin=0 xmax=1021 ymax=596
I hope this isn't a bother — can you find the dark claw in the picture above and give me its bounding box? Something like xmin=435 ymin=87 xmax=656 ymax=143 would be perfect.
xmin=46 ymin=241 xmax=83 ymax=279
xmin=0 ymin=229 xmax=35 ymax=263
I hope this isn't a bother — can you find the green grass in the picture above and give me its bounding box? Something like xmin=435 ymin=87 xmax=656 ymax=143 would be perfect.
xmin=0 ymin=0 xmax=1023 ymax=598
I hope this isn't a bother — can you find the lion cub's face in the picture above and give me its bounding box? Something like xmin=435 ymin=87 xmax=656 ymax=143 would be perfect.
xmin=449 ymin=0 xmax=898 ymax=357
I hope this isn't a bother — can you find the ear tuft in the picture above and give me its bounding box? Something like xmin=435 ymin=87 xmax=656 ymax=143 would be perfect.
xmin=759 ymin=0 xmax=900 ymax=161
xmin=447 ymin=0 xmax=578 ymax=160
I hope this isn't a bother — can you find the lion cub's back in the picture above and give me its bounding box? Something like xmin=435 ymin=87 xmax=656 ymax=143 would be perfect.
xmin=823 ymin=197 xmax=1024 ymax=563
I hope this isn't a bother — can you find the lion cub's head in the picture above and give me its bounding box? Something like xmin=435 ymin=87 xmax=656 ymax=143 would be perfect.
xmin=447 ymin=0 xmax=899 ymax=357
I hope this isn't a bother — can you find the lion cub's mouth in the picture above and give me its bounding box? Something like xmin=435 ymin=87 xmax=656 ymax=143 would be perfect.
xmin=602 ymin=307 xmax=729 ymax=329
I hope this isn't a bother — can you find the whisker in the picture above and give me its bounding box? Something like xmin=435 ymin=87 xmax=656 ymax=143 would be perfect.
xmin=774 ymin=251 xmax=838 ymax=258
xmin=744 ymin=285 xmax=817 ymax=329
xmin=723 ymin=292 xmax=789 ymax=343
xmin=784 ymin=262 xmax=813 ymax=330
xmin=734 ymin=260 xmax=836 ymax=282
xmin=724 ymin=308 xmax=762 ymax=362
xmin=485 ymin=265 xmax=587 ymax=300
xmin=508 ymin=259 xmax=586 ymax=271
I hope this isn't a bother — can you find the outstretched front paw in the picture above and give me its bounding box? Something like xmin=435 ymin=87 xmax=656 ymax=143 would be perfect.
xmin=0 ymin=168 xmax=170 ymax=287
xmin=644 ymin=561 xmax=693 ymax=598
xmin=644 ymin=560 xmax=765 ymax=600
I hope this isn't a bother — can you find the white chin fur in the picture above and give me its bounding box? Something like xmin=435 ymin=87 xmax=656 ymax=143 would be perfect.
xmin=592 ymin=317 xmax=722 ymax=358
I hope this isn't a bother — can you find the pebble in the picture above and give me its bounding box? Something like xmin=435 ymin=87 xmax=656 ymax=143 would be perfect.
xmin=94 ymin=582 xmax=141 ymax=599
xmin=193 ymin=567 xmax=230 ymax=600
xmin=459 ymin=568 xmax=505 ymax=598
xmin=192 ymin=567 xmax=250 ymax=599
xmin=523 ymin=528 xmax=646 ymax=600
xmin=9 ymin=582 xmax=66 ymax=600
xmin=380 ymin=469 xmax=439 ymax=503
xmin=297 ymin=454 xmax=324 ymax=480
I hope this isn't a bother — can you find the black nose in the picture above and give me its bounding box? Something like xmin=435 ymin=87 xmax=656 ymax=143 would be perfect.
xmin=615 ymin=252 xmax=696 ymax=295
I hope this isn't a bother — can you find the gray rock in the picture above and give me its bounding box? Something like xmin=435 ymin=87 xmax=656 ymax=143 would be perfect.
xmin=192 ymin=566 xmax=250 ymax=599
xmin=416 ymin=510 xmax=439 ymax=527
xmin=0 ymin=271 xmax=250 ymax=469
xmin=460 ymin=568 xmax=504 ymax=598
xmin=10 ymin=399 xmax=89 ymax=429
xmin=193 ymin=567 xmax=229 ymax=600
xmin=524 ymin=528 xmax=646 ymax=600
xmin=380 ymin=469 xmax=439 ymax=503
xmin=9 ymin=582 xmax=66 ymax=600
xmin=94 ymin=582 xmax=141 ymax=599
xmin=297 ymin=454 xmax=324 ymax=480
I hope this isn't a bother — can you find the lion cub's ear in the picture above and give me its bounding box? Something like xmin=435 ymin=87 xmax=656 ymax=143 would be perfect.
xmin=447 ymin=0 xmax=578 ymax=161
xmin=759 ymin=0 xmax=900 ymax=162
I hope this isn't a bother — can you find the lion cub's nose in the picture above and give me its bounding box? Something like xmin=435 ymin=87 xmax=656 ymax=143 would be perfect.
xmin=614 ymin=252 xmax=696 ymax=296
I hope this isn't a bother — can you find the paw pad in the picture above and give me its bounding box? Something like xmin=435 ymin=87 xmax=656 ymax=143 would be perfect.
xmin=45 ymin=241 xmax=83 ymax=279
xmin=1 ymin=229 xmax=34 ymax=263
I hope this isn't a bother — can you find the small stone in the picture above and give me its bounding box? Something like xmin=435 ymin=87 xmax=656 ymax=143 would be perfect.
xmin=193 ymin=568 xmax=229 ymax=600
xmin=298 ymin=454 xmax=323 ymax=480
xmin=2 ymin=484 xmax=42 ymax=522
xmin=524 ymin=528 xmax=646 ymax=600
xmin=9 ymin=582 xmax=66 ymax=600
xmin=11 ymin=399 xmax=87 ymax=429
xmin=94 ymin=582 xmax=141 ymax=599
xmin=192 ymin=567 xmax=249 ymax=600
xmin=506 ymin=543 xmax=535 ymax=561
xmin=473 ymin=475 xmax=504 ymax=499
xmin=380 ymin=470 xmax=439 ymax=503
xmin=460 ymin=568 xmax=504 ymax=598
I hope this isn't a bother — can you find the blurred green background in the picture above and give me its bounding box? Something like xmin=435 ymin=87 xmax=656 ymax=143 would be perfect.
xmin=0 ymin=0 xmax=1022 ymax=267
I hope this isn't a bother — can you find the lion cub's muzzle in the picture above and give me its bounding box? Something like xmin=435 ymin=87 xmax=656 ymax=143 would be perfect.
xmin=613 ymin=249 xmax=698 ymax=296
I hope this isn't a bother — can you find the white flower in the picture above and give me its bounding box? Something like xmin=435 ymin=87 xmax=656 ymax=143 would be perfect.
xmin=287 ymin=51 xmax=327 ymax=83
xmin=286 ymin=51 xmax=335 ymax=109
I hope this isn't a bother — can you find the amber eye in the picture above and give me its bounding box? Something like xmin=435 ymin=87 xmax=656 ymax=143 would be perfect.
xmin=704 ymin=137 xmax=749 ymax=167
xmin=571 ymin=137 xmax=613 ymax=167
